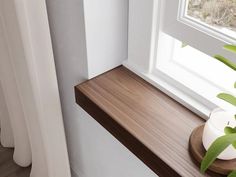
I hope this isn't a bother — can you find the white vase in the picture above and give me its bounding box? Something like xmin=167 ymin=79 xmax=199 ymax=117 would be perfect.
xmin=202 ymin=108 xmax=236 ymax=160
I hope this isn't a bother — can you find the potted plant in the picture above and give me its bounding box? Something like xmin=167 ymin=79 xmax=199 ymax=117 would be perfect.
xmin=201 ymin=45 xmax=236 ymax=177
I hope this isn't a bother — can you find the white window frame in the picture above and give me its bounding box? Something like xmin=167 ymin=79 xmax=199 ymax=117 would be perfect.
xmin=162 ymin=0 xmax=236 ymax=63
xmin=178 ymin=0 xmax=236 ymax=44
xmin=123 ymin=0 xmax=236 ymax=119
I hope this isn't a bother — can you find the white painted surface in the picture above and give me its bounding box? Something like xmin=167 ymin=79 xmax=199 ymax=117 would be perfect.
xmin=126 ymin=0 xmax=234 ymax=119
xmin=128 ymin=0 xmax=160 ymax=73
xmin=83 ymin=0 xmax=128 ymax=78
xmin=46 ymin=0 xmax=157 ymax=176
xmin=126 ymin=0 xmax=211 ymax=118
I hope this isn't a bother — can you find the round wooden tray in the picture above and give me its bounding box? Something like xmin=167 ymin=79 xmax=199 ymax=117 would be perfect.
xmin=189 ymin=125 xmax=236 ymax=175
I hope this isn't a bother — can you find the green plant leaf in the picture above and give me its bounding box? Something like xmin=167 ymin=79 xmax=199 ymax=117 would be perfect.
xmin=201 ymin=133 xmax=236 ymax=173
xmin=233 ymin=142 xmax=236 ymax=149
xmin=225 ymin=127 xmax=236 ymax=134
xmin=228 ymin=170 xmax=236 ymax=177
xmin=225 ymin=127 xmax=236 ymax=149
xmin=224 ymin=45 xmax=236 ymax=54
xmin=234 ymin=82 xmax=236 ymax=89
xmin=214 ymin=55 xmax=236 ymax=71
xmin=235 ymin=114 xmax=236 ymax=120
xmin=217 ymin=93 xmax=236 ymax=106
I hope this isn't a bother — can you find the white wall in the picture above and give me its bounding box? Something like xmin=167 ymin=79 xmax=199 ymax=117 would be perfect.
xmin=46 ymin=0 xmax=157 ymax=177
xmin=83 ymin=0 xmax=129 ymax=78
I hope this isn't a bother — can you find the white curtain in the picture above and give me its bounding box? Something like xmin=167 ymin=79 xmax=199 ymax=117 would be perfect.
xmin=0 ymin=0 xmax=71 ymax=177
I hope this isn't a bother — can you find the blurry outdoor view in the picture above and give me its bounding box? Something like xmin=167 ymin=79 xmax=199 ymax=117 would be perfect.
xmin=187 ymin=0 xmax=236 ymax=32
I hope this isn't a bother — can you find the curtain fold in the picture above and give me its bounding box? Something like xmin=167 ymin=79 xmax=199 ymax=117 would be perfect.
xmin=0 ymin=11 xmax=32 ymax=167
xmin=0 ymin=81 xmax=14 ymax=148
xmin=0 ymin=1 xmax=71 ymax=177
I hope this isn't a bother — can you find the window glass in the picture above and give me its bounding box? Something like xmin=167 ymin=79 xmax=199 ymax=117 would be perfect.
xmin=187 ymin=0 xmax=236 ymax=34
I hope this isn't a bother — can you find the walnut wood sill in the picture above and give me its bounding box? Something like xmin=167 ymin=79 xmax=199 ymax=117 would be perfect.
xmin=74 ymin=66 xmax=224 ymax=177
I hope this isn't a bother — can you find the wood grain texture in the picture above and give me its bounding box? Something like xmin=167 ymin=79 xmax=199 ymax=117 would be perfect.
xmin=75 ymin=66 xmax=225 ymax=177
xmin=0 ymin=144 xmax=31 ymax=177
xmin=189 ymin=125 xmax=236 ymax=175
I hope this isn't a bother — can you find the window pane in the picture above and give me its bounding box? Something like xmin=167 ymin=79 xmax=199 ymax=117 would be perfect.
xmin=187 ymin=0 xmax=236 ymax=33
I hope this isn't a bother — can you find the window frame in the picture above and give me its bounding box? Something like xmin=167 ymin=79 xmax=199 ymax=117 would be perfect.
xmin=124 ymin=0 xmax=236 ymax=119
xmin=178 ymin=0 xmax=236 ymax=44
xmin=162 ymin=0 xmax=236 ymax=63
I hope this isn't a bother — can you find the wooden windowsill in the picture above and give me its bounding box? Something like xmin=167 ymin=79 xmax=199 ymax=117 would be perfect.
xmin=74 ymin=66 xmax=224 ymax=177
